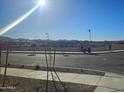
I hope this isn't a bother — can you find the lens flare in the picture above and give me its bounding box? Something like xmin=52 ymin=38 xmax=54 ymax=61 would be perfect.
xmin=0 ymin=4 xmax=39 ymax=36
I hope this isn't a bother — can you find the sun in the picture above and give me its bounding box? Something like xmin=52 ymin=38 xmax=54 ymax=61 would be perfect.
xmin=38 ymin=0 xmax=46 ymax=6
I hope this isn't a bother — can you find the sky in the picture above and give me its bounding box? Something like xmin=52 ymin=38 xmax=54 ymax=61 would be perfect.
xmin=0 ymin=0 xmax=124 ymax=41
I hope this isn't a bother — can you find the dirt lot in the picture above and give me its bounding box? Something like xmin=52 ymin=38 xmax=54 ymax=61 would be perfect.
xmin=0 ymin=75 xmax=96 ymax=92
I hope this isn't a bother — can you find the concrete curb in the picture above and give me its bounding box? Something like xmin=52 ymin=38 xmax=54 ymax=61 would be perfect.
xmin=2 ymin=51 xmax=84 ymax=55
xmin=2 ymin=50 xmax=124 ymax=55
xmin=1 ymin=64 xmax=105 ymax=76
xmin=1 ymin=51 xmax=109 ymax=55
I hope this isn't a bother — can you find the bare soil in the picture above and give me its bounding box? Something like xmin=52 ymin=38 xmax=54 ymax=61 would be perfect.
xmin=0 ymin=75 xmax=96 ymax=92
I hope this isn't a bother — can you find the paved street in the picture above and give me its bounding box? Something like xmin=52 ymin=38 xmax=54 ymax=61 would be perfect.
xmin=1 ymin=51 xmax=124 ymax=74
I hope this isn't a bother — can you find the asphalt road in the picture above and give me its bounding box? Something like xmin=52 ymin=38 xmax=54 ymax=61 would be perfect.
xmin=1 ymin=52 xmax=124 ymax=75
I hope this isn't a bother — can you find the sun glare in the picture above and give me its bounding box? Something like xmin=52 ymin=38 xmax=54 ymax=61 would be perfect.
xmin=38 ymin=0 xmax=46 ymax=6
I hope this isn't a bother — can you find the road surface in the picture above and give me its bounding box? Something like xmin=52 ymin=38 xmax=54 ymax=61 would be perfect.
xmin=1 ymin=51 xmax=124 ymax=75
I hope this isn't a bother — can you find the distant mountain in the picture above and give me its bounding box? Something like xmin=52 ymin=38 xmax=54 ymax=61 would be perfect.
xmin=0 ymin=36 xmax=12 ymax=42
xmin=0 ymin=36 xmax=124 ymax=45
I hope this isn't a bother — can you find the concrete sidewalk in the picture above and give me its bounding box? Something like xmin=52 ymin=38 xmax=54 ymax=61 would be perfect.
xmin=0 ymin=68 xmax=124 ymax=92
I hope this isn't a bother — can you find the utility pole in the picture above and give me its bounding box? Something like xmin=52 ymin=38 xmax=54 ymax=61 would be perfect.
xmin=89 ymin=29 xmax=91 ymax=42
xmin=88 ymin=29 xmax=92 ymax=54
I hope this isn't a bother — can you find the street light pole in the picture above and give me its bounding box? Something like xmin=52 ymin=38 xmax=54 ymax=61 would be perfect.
xmin=87 ymin=29 xmax=92 ymax=54
xmin=89 ymin=29 xmax=91 ymax=42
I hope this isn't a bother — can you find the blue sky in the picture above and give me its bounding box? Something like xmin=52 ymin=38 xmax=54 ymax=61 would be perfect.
xmin=0 ymin=0 xmax=124 ymax=41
